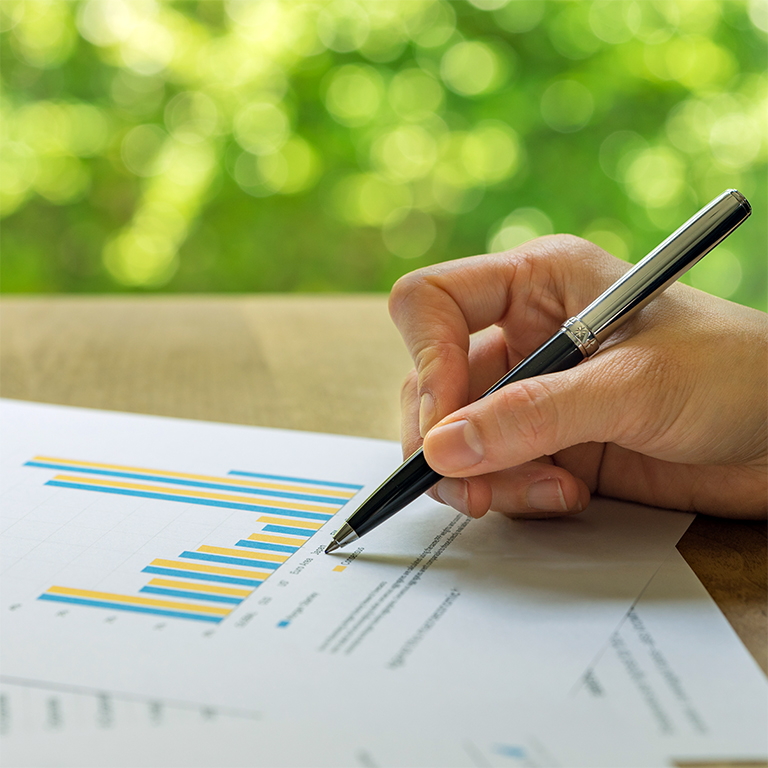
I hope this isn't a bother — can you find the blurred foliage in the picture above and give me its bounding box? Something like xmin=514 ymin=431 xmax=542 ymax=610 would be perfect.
xmin=0 ymin=0 xmax=766 ymax=309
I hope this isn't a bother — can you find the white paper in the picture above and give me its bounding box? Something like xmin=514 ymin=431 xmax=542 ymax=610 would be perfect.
xmin=0 ymin=399 xmax=694 ymax=758
xmin=572 ymin=549 xmax=768 ymax=762
xmin=3 ymin=552 xmax=763 ymax=768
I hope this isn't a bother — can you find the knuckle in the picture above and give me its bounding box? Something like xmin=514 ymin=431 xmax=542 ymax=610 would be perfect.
xmin=413 ymin=339 xmax=462 ymax=381
xmin=493 ymin=378 xmax=558 ymax=457
xmin=388 ymin=269 xmax=434 ymax=323
xmin=539 ymin=233 xmax=602 ymax=259
xmin=617 ymin=346 xmax=686 ymax=443
xmin=400 ymin=369 xmax=419 ymax=403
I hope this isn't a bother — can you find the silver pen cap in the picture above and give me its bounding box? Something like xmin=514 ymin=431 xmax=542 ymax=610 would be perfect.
xmin=577 ymin=189 xmax=751 ymax=344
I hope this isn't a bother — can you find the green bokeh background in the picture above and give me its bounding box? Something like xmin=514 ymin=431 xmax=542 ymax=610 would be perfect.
xmin=1 ymin=0 xmax=766 ymax=309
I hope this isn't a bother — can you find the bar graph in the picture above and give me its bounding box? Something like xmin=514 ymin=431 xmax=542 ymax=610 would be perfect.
xmin=26 ymin=456 xmax=362 ymax=624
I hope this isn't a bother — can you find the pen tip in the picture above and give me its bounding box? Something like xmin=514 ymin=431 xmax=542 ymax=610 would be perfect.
xmin=324 ymin=540 xmax=340 ymax=555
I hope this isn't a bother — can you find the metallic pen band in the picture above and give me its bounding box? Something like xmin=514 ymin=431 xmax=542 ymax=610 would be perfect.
xmin=560 ymin=317 xmax=600 ymax=358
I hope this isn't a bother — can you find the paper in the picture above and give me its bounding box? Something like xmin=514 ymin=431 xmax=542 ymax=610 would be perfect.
xmin=8 ymin=552 xmax=762 ymax=767
xmin=2 ymin=412 xmax=764 ymax=768
xmin=573 ymin=549 xmax=768 ymax=762
xmin=0 ymin=400 xmax=694 ymax=752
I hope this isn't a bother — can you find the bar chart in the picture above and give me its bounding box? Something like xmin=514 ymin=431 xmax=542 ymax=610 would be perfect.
xmin=25 ymin=456 xmax=362 ymax=624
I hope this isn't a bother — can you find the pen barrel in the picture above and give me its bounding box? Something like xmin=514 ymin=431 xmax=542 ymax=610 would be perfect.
xmin=343 ymin=189 xmax=751 ymax=545
xmin=577 ymin=189 xmax=751 ymax=344
xmin=346 ymin=331 xmax=585 ymax=539
xmin=347 ymin=450 xmax=441 ymax=539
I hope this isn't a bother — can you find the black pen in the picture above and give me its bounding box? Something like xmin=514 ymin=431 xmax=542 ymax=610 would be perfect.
xmin=325 ymin=189 xmax=752 ymax=554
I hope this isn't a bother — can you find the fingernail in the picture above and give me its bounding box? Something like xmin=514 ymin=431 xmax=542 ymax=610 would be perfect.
xmin=427 ymin=420 xmax=484 ymax=473
xmin=527 ymin=478 xmax=568 ymax=512
xmin=419 ymin=392 xmax=436 ymax=438
xmin=434 ymin=478 xmax=470 ymax=516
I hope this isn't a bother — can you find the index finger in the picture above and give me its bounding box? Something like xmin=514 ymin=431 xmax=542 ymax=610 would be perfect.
xmin=388 ymin=252 xmax=515 ymax=437
xmin=388 ymin=236 xmax=624 ymax=437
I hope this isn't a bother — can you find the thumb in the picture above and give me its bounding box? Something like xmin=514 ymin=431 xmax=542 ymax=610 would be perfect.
xmin=422 ymin=351 xmax=639 ymax=477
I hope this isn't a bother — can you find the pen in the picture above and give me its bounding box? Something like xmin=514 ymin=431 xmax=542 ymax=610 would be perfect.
xmin=325 ymin=189 xmax=752 ymax=554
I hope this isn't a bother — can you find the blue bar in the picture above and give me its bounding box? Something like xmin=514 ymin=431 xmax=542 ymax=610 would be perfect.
xmin=179 ymin=551 xmax=280 ymax=570
xmin=235 ymin=539 xmax=299 ymax=554
xmin=263 ymin=524 xmax=315 ymax=537
xmin=277 ymin=620 xmax=290 ymax=628
xmin=46 ymin=481 xmax=334 ymax=521
xmin=142 ymin=566 xmax=263 ymax=587
xmin=140 ymin=586 xmax=244 ymax=605
xmin=229 ymin=470 xmax=362 ymax=491
xmin=26 ymin=462 xmax=349 ymax=505
xmin=38 ymin=594 xmax=223 ymax=623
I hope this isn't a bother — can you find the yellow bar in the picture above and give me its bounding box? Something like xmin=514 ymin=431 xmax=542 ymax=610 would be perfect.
xmin=35 ymin=455 xmax=355 ymax=499
xmin=47 ymin=586 xmax=229 ymax=615
xmin=147 ymin=578 xmax=253 ymax=597
xmin=151 ymin=559 xmax=270 ymax=580
xmin=53 ymin=474 xmax=338 ymax=514
xmin=197 ymin=545 xmax=288 ymax=563
xmin=257 ymin=516 xmax=323 ymax=530
xmin=248 ymin=533 xmax=306 ymax=547
xmin=333 ymin=566 xmax=347 ymax=572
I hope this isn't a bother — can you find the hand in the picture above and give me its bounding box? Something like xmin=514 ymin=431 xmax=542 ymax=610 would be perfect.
xmin=389 ymin=236 xmax=767 ymax=520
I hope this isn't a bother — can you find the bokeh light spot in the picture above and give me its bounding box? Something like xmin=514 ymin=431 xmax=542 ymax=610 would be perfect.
xmin=165 ymin=92 xmax=219 ymax=145
xmin=164 ymin=142 xmax=217 ymax=189
xmin=382 ymin=209 xmax=436 ymax=259
xmin=121 ymin=20 xmax=175 ymax=76
xmin=406 ymin=2 xmax=456 ymax=48
xmin=441 ymin=41 xmax=505 ymax=97
xmin=633 ymin=1 xmax=679 ymax=44
xmin=259 ymin=136 xmax=321 ymax=195
xmin=690 ymin=247 xmax=743 ymax=299
xmin=623 ymin=146 xmax=685 ymax=208
xmin=332 ymin=174 xmax=412 ymax=227
xmin=77 ymin=0 xmax=136 ymax=46
xmin=468 ymin=0 xmax=509 ymax=11
xmin=665 ymin=99 xmax=716 ymax=154
xmin=324 ymin=64 xmax=385 ymax=127
xmin=599 ymin=130 xmax=648 ymax=181
xmin=33 ymin=154 xmax=90 ymax=205
xmin=492 ymin=0 xmax=544 ymax=33
xmin=0 ymin=2 xmax=26 ymax=34
xmin=588 ymin=1 xmax=640 ymax=43
xmin=15 ymin=101 xmax=68 ymax=154
xmin=540 ymin=80 xmax=594 ymax=133
xmin=644 ymin=36 xmax=736 ymax=89
xmin=582 ymin=219 xmax=633 ymax=261
xmin=709 ymin=114 xmax=761 ymax=169
xmin=360 ymin=4 xmax=408 ymax=62
xmin=748 ymin=0 xmax=768 ymax=32
xmin=65 ymin=104 xmax=110 ymax=157
xmin=317 ymin=0 xmax=369 ymax=53
xmin=234 ymin=102 xmax=290 ymax=156
xmin=488 ymin=207 xmax=552 ymax=253
xmin=389 ymin=68 xmax=444 ymax=121
xmin=0 ymin=142 xmax=38 ymax=196
xmin=121 ymin=124 xmax=169 ymax=177
xmin=371 ymin=125 xmax=438 ymax=182
xmin=234 ymin=152 xmax=271 ymax=198
xmin=462 ymin=121 xmax=521 ymax=184
xmin=0 ymin=142 xmax=38 ymax=217
xmin=103 ymin=230 xmax=179 ymax=288
xmin=549 ymin=4 xmax=602 ymax=59
xmin=11 ymin=0 xmax=76 ymax=69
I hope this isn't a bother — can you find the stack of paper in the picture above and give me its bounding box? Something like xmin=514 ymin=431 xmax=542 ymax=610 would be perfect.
xmin=1 ymin=400 xmax=765 ymax=766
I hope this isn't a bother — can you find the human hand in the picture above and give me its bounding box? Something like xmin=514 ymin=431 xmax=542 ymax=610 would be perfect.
xmin=389 ymin=236 xmax=767 ymax=520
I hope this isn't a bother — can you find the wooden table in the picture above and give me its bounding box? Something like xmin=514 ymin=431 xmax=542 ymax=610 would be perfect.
xmin=2 ymin=296 xmax=766 ymax=679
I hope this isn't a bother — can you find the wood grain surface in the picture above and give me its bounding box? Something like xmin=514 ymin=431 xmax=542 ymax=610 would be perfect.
xmin=2 ymin=295 xmax=766 ymax=677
